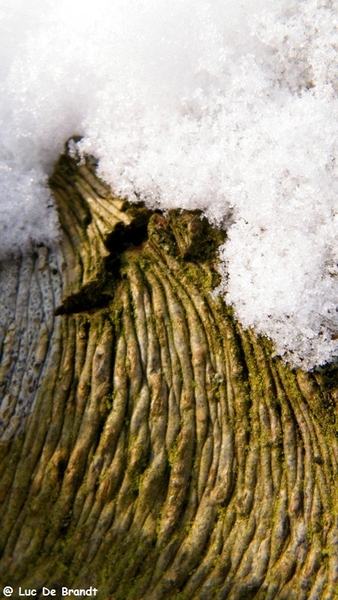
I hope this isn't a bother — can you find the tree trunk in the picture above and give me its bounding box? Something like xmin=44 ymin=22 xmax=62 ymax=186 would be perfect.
xmin=1 ymin=143 xmax=338 ymax=599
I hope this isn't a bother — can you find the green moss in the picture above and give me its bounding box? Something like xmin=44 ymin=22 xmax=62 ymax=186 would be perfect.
xmin=168 ymin=437 xmax=180 ymax=467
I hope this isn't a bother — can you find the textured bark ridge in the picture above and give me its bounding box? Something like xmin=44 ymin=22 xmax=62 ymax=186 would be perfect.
xmin=0 ymin=144 xmax=338 ymax=599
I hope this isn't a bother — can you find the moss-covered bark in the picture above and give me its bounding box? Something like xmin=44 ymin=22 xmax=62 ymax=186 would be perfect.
xmin=0 ymin=143 xmax=337 ymax=599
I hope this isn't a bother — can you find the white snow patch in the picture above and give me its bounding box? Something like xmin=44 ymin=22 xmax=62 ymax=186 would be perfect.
xmin=1 ymin=0 xmax=338 ymax=368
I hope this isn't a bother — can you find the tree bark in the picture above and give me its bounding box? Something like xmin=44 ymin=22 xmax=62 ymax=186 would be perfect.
xmin=0 ymin=143 xmax=338 ymax=599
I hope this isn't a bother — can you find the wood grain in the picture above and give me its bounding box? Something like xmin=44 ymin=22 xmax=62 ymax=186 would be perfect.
xmin=1 ymin=144 xmax=337 ymax=599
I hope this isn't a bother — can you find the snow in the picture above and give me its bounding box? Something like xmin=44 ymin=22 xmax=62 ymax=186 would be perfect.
xmin=1 ymin=0 xmax=338 ymax=369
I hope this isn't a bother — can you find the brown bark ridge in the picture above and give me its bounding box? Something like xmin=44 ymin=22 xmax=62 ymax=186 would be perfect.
xmin=0 ymin=142 xmax=338 ymax=599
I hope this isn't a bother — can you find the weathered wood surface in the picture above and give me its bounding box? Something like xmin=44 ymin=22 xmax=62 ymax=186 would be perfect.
xmin=0 ymin=145 xmax=338 ymax=599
